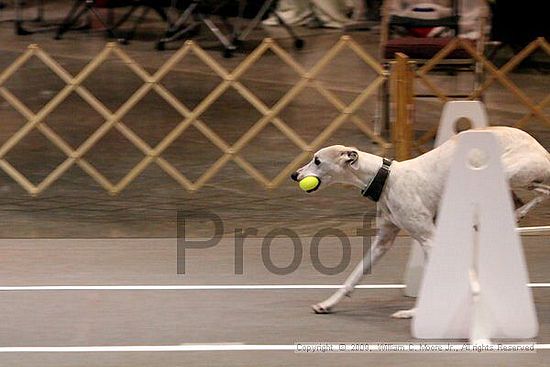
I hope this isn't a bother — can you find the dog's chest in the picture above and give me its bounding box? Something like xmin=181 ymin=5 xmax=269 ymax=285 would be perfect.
xmin=377 ymin=200 xmax=398 ymax=225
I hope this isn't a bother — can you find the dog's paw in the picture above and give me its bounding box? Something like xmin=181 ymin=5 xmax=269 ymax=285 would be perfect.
xmin=312 ymin=303 xmax=332 ymax=314
xmin=391 ymin=309 xmax=415 ymax=319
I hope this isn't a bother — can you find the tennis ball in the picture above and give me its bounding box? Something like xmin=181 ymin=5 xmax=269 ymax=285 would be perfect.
xmin=299 ymin=176 xmax=320 ymax=192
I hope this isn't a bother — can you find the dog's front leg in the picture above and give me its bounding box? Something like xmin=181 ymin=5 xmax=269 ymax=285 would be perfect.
xmin=312 ymin=221 xmax=400 ymax=314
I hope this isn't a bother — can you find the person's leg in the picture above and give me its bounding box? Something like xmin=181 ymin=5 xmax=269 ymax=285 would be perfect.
xmin=310 ymin=0 xmax=351 ymax=28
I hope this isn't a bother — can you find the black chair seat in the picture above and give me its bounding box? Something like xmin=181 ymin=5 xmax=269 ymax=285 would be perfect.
xmin=389 ymin=15 xmax=459 ymax=29
xmin=384 ymin=36 xmax=474 ymax=59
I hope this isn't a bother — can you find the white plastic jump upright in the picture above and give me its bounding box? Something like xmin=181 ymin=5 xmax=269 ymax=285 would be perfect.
xmin=403 ymin=101 xmax=488 ymax=297
xmin=413 ymin=130 xmax=538 ymax=342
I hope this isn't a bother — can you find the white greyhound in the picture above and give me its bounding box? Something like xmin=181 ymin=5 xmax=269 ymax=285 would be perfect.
xmin=291 ymin=126 xmax=550 ymax=318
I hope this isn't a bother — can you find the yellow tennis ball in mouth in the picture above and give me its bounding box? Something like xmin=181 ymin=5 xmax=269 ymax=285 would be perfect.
xmin=299 ymin=176 xmax=320 ymax=192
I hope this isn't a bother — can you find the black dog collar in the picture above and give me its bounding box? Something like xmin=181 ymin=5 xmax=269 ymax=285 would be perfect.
xmin=361 ymin=158 xmax=392 ymax=202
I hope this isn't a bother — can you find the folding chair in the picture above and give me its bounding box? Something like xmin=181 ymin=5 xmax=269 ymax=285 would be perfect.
xmin=54 ymin=0 xmax=172 ymax=44
xmin=156 ymin=0 xmax=304 ymax=57
xmin=377 ymin=0 xmax=488 ymax=134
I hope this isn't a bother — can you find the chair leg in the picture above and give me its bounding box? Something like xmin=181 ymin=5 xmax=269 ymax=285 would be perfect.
xmin=235 ymin=0 xmax=275 ymax=41
xmin=234 ymin=0 xmax=304 ymax=49
xmin=383 ymin=74 xmax=390 ymax=132
xmin=55 ymin=0 xmax=125 ymax=41
xmin=375 ymin=72 xmax=390 ymax=136
xmin=153 ymin=6 xmax=169 ymax=22
xmin=88 ymin=5 xmax=120 ymax=40
xmin=34 ymin=0 xmax=45 ymax=22
xmin=111 ymin=5 xmax=140 ymax=30
xmin=156 ymin=3 xmax=199 ymax=51
xmin=55 ymin=0 xmax=88 ymax=40
xmin=119 ymin=6 xmax=149 ymax=43
xmin=15 ymin=0 xmax=33 ymax=35
xmin=198 ymin=13 xmax=236 ymax=57
xmin=475 ymin=60 xmax=484 ymax=102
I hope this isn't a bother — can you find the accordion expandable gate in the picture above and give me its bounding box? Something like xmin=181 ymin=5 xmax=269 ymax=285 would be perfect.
xmin=0 ymin=36 xmax=548 ymax=195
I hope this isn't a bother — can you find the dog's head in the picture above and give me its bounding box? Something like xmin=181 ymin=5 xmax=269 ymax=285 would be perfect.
xmin=290 ymin=145 xmax=363 ymax=191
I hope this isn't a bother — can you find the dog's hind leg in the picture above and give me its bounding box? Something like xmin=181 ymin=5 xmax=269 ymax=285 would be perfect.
xmin=512 ymin=191 xmax=525 ymax=209
xmin=312 ymin=220 xmax=400 ymax=314
xmin=391 ymin=235 xmax=434 ymax=319
xmin=515 ymin=183 xmax=550 ymax=221
xmin=391 ymin=308 xmax=416 ymax=319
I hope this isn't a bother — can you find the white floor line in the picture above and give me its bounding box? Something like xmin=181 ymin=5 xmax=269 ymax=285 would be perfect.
xmin=0 ymin=283 xmax=549 ymax=291
xmin=517 ymin=226 xmax=550 ymax=234
xmin=0 ymin=284 xmax=404 ymax=291
xmin=0 ymin=343 xmax=548 ymax=353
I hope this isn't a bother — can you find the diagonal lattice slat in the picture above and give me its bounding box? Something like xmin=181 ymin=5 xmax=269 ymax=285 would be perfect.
xmin=412 ymin=37 xmax=550 ymax=154
xmin=0 ymin=36 xmax=389 ymax=195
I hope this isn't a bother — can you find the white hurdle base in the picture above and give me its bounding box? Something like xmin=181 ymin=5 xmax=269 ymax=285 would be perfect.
xmin=404 ymin=225 xmax=550 ymax=298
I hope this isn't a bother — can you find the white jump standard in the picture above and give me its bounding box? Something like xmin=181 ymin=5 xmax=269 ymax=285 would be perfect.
xmin=414 ymin=131 xmax=538 ymax=342
xmin=404 ymin=100 xmax=490 ymax=297
xmin=291 ymin=126 xmax=550 ymax=317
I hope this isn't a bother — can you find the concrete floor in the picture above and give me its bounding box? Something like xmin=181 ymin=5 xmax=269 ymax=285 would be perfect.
xmin=0 ymin=235 xmax=547 ymax=367
xmin=0 ymin=1 xmax=549 ymax=366
xmin=0 ymin=236 xmax=549 ymax=366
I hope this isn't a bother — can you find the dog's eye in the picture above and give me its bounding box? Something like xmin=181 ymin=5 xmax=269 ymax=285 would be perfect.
xmin=314 ymin=157 xmax=321 ymax=166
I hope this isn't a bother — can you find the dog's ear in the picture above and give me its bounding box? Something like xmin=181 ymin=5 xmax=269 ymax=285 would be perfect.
xmin=342 ymin=150 xmax=359 ymax=169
